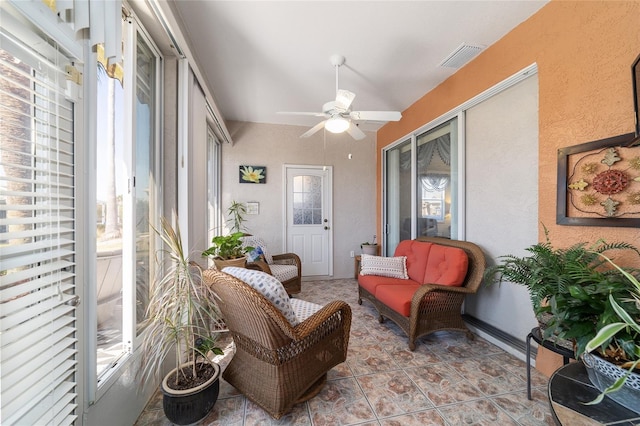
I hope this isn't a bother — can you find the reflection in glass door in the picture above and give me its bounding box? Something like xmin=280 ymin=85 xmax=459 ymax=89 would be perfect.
xmin=94 ymin=22 xmax=159 ymax=381
xmin=384 ymin=138 xmax=412 ymax=255
xmin=416 ymin=118 xmax=458 ymax=239
xmin=95 ymin=43 xmax=126 ymax=378
xmin=384 ymin=117 xmax=460 ymax=255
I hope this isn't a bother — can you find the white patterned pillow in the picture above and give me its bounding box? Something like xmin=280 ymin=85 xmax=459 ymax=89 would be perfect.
xmin=241 ymin=236 xmax=274 ymax=264
xmin=222 ymin=267 xmax=298 ymax=325
xmin=360 ymin=254 xmax=409 ymax=279
xmin=290 ymin=298 xmax=322 ymax=323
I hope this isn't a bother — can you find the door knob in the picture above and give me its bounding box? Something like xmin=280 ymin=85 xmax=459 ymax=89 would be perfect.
xmin=324 ymin=226 xmax=330 ymax=230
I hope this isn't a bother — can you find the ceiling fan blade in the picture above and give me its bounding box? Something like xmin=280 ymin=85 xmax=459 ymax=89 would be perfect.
xmin=300 ymin=121 xmax=326 ymax=138
xmin=335 ymin=89 xmax=355 ymax=111
xmin=350 ymin=110 xmax=402 ymax=122
xmin=346 ymin=123 xmax=366 ymax=140
xmin=278 ymin=111 xmax=326 ymax=117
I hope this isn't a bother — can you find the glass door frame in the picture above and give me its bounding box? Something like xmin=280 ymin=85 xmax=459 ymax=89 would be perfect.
xmin=89 ymin=10 xmax=163 ymax=402
xmin=382 ymin=112 xmax=466 ymax=255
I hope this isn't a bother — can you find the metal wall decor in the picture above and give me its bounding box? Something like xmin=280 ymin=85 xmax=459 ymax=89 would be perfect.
xmin=557 ymin=132 xmax=640 ymax=227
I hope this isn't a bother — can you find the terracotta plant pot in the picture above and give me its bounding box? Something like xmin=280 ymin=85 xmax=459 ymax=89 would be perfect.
xmin=213 ymin=257 xmax=247 ymax=270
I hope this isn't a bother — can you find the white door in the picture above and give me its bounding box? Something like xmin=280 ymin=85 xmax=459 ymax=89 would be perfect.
xmin=285 ymin=165 xmax=332 ymax=276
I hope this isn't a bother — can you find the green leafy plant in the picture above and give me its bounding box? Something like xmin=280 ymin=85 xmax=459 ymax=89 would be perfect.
xmin=484 ymin=226 xmax=639 ymax=357
xmin=139 ymin=217 xmax=224 ymax=389
xmin=202 ymin=231 xmax=252 ymax=260
xmin=584 ymin=253 xmax=640 ymax=404
xmin=227 ymin=200 xmax=248 ymax=233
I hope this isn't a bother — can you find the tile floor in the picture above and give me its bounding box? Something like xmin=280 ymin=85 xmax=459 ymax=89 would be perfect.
xmin=134 ymin=278 xmax=554 ymax=425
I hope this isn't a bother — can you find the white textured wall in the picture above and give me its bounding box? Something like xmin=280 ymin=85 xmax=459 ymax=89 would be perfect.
xmin=221 ymin=121 xmax=377 ymax=278
xmin=464 ymin=75 xmax=539 ymax=339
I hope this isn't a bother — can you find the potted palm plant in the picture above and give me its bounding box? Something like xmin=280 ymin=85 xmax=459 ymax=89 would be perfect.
xmin=139 ymin=216 xmax=225 ymax=425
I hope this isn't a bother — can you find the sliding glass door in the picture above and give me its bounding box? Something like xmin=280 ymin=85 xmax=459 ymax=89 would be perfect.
xmin=383 ymin=117 xmax=459 ymax=254
xmin=416 ymin=118 xmax=458 ymax=239
xmin=94 ymin=15 xmax=160 ymax=385
xmin=384 ymin=138 xmax=412 ymax=255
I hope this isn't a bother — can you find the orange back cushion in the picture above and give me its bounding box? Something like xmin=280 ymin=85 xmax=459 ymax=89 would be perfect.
xmin=394 ymin=240 xmax=432 ymax=283
xmin=423 ymin=245 xmax=469 ymax=286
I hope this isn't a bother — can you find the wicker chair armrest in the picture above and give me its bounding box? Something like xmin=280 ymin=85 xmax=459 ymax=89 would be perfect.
xmin=409 ymin=284 xmax=474 ymax=319
xmin=272 ymin=253 xmax=301 ymax=267
xmin=415 ymin=283 xmax=477 ymax=297
xmin=246 ymin=259 xmax=273 ymax=275
xmin=293 ymin=300 xmax=352 ymax=340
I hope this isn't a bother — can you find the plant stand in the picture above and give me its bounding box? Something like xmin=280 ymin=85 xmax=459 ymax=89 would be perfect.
xmin=526 ymin=327 xmax=574 ymax=400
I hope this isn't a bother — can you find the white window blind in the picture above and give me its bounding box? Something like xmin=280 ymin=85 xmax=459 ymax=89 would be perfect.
xmin=0 ymin=13 xmax=78 ymax=426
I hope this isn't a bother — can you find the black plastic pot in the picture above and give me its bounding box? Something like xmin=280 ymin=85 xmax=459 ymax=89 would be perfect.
xmin=161 ymin=362 xmax=220 ymax=425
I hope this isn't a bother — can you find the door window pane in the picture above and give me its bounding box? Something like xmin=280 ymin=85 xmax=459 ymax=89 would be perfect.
xmin=292 ymin=175 xmax=322 ymax=225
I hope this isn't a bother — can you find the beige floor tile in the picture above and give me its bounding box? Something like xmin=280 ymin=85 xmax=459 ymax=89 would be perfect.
xmin=357 ymin=370 xmax=433 ymax=417
xmin=134 ymin=278 xmax=553 ymax=425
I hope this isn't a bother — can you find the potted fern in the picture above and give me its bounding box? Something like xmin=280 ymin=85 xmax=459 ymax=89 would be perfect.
xmin=484 ymin=227 xmax=639 ymax=357
xmin=139 ymin=216 xmax=225 ymax=425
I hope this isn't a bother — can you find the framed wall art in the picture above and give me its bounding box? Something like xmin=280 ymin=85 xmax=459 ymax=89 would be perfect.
xmin=557 ymin=132 xmax=640 ymax=227
xmin=239 ymin=165 xmax=266 ymax=184
xmin=633 ymin=53 xmax=640 ymax=136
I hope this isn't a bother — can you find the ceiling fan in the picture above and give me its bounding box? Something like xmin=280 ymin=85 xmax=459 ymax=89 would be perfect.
xmin=278 ymin=55 xmax=402 ymax=140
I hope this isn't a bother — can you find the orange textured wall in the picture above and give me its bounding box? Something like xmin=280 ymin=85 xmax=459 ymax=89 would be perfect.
xmin=376 ymin=0 xmax=640 ymax=375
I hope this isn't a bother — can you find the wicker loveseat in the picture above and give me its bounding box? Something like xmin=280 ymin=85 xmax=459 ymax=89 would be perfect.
xmin=357 ymin=237 xmax=486 ymax=350
xmin=202 ymin=267 xmax=351 ymax=419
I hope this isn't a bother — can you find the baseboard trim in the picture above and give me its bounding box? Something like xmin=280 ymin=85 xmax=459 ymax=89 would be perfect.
xmin=463 ymin=314 xmax=536 ymax=361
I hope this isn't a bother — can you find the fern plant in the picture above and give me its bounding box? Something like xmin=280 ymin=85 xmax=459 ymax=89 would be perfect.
xmin=484 ymin=226 xmax=640 ymax=357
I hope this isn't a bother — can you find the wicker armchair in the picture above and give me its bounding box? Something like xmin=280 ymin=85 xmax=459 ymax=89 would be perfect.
xmin=241 ymin=235 xmax=302 ymax=295
xmin=202 ymin=268 xmax=351 ymax=419
xmin=358 ymin=237 xmax=486 ymax=350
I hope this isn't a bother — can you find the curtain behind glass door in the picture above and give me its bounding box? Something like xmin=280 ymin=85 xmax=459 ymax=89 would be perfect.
xmin=415 ymin=118 xmax=457 ymax=239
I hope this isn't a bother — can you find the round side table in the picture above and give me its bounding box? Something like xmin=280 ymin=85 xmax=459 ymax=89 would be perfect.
xmin=548 ymin=362 xmax=640 ymax=425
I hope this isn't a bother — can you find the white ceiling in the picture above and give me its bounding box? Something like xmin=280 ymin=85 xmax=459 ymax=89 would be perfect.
xmin=170 ymin=1 xmax=548 ymax=133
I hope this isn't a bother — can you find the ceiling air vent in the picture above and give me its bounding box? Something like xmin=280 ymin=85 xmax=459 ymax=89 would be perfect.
xmin=439 ymin=43 xmax=485 ymax=68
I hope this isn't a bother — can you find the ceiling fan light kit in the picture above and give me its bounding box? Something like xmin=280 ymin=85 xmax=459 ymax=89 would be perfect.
xmin=325 ymin=116 xmax=350 ymax=133
xmin=278 ymin=54 xmax=402 ymax=140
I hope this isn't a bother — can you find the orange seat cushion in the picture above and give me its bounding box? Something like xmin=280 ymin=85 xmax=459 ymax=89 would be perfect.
xmin=358 ymin=275 xmax=417 ymax=295
xmin=375 ymin=283 xmax=420 ymax=317
xmin=423 ymin=245 xmax=469 ymax=286
xmin=394 ymin=240 xmax=432 ymax=283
